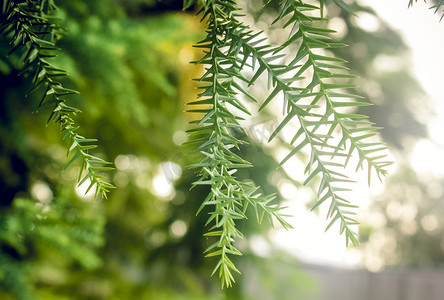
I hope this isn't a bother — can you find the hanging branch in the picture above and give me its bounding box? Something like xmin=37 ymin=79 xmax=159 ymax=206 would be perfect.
xmin=188 ymin=0 xmax=292 ymax=288
xmin=252 ymin=0 xmax=392 ymax=245
xmin=187 ymin=0 xmax=392 ymax=284
xmin=223 ymin=0 xmax=391 ymax=246
xmin=0 ymin=0 xmax=114 ymax=198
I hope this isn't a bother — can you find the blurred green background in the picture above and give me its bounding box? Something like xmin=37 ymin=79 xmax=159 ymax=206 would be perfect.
xmin=1 ymin=0 xmax=444 ymax=299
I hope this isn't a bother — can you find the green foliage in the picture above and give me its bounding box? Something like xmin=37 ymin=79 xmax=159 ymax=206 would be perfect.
xmin=265 ymin=1 xmax=391 ymax=244
xmin=0 ymin=0 xmax=404 ymax=293
xmin=0 ymin=197 xmax=104 ymax=299
xmin=0 ymin=0 xmax=114 ymax=199
xmin=1 ymin=1 xmax=208 ymax=298
xmin=188 ymin=0 xmax=293 ymax=287
xmin=187 ymin=0 xmax=391 ymax=286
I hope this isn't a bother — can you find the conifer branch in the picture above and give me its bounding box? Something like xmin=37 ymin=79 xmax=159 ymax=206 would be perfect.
xmin=0 ymin=0 xmax=114 ymax=198
xmin=189 ymin=0 xmax=292 ymax=288
xmin=252 ymin=0 xmax=391 ymax=244
xmin=189 ymin=0 xmax=391 ymax=245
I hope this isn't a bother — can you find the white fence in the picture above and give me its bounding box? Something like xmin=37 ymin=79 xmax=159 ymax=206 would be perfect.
xmin=305 ymin=263 xmax=444 ymax=300
xmin=243 ymin=260 xmax=444 ymax=300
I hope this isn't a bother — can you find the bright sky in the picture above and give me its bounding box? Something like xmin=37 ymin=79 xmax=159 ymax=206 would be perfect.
xmin=271 ymin=0 xmax=444 ymax=269
xmin=367 ymin=1 xmax=444 ymax=177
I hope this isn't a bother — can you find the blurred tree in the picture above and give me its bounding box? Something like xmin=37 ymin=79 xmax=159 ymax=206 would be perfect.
xmin=332 ymin=1 xmax=444 ymax=272
xmin=360 ymin=165 xmax=444 ymax=271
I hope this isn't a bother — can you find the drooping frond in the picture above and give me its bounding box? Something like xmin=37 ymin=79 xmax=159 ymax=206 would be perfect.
xmin=253 ymin=1 xmax=392 ymax=245
xmin=188 ymin=0 xmax=292 ymax=288
xmin=0 ymin=0 xmax=114 ymax=198
xmin=188 ymin=0 xmax=391 ymax=286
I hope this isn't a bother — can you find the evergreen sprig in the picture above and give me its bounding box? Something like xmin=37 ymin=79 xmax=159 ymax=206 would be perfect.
xmin=0 ymin=0 xmax=114 ymax=198
xmin=188 ymin=0 xmax=292 ymax=288
xmin=187 ymin=0 xmax=392 ymax=285
xmin=254 ymin=0 xmax=392 ymax=245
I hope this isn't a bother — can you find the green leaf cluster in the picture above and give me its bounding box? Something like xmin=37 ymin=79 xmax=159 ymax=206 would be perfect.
xmin=264 ymin=1 xmax=392 ymax=246
xmin=0 ymin=0 xmax=400 ymax=291
xmin=1 ymin=0 xmax=113 ymax=199
xmin=1 ymin=3 xmax=210 ymax=297
xmin=188 ymin=0 xmax=293 ymax=287
xmin=0 ymin=197 xmax=104 ymax=299
xmin=187 ymin=0 xmax=392 ymax=286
